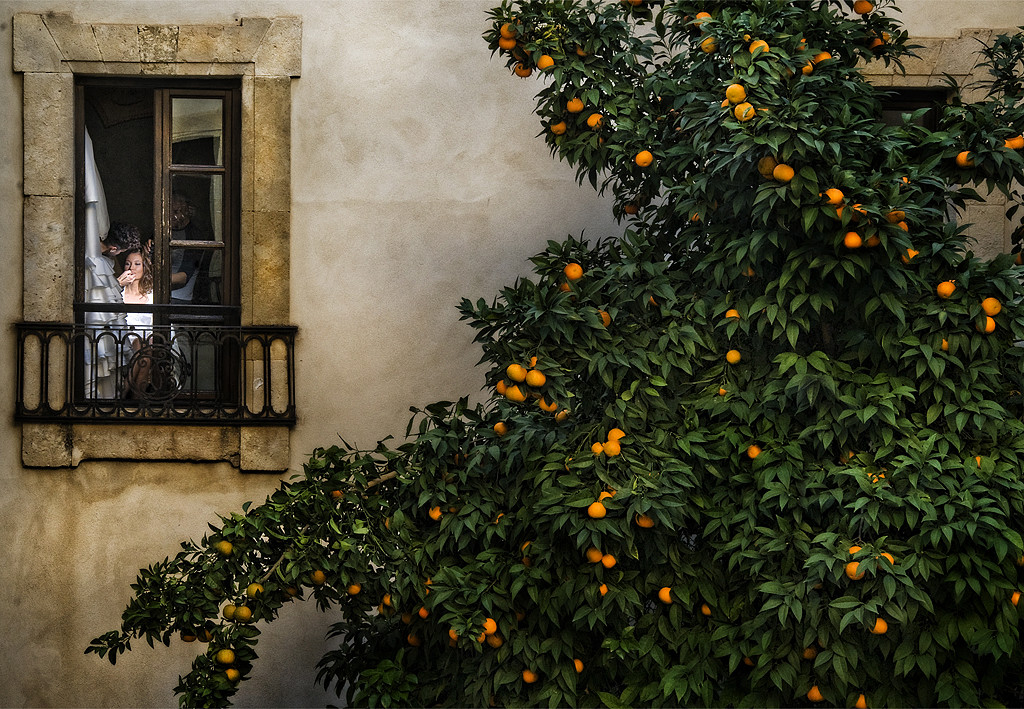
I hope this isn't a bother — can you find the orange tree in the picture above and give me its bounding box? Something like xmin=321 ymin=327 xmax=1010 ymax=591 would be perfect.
xmin=88 ymin=1 xmax=1024 ymax=707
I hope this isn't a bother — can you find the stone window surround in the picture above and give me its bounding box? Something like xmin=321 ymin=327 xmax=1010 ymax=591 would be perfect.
xmin=13 ymin=12 xmax=301 ymax=472
xmin=863 ymin=28 xmax=1021 ymax=259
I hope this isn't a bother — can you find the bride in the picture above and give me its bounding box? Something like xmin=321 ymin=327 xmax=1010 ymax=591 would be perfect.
xmin=117 ymin=247 xmax=154 ymax=397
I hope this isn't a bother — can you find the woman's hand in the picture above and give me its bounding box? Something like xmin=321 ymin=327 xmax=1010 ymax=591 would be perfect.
xmin=117 ymin=270 xmax=135 ymax=287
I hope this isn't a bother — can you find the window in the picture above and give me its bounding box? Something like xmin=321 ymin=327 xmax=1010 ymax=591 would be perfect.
xmin=14 ymin=13 xmax=301 ymax=470
xmin=879 ymin=87 xmax=949 ymax=131
xmin=76 ymin=78 xmax=243 ymax=408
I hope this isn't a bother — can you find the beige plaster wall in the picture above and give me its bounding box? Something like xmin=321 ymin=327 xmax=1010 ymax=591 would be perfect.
xmin=1 ymin=1 xmax=1023 ymax=707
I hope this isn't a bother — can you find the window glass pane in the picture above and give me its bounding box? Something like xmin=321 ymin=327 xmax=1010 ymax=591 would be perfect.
xmin=170 ymin=175 xmax=223 ymax=305
xmin=171 ymin=97 xmax=223 ymax=166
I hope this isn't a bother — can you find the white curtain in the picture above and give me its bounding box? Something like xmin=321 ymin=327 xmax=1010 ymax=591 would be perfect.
xmin=83 ymin=128 xmax=126 ymax=398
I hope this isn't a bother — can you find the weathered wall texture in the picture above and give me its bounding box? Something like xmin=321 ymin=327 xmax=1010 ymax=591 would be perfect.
xmin=0 ymin=1 xmax=1022 ymax=707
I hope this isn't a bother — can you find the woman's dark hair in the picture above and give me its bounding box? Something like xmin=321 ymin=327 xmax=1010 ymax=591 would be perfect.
xmin=105 ymin=222 xmax=142 ymax=252
xmin=122 ymin=247 xmax=153 ymax=296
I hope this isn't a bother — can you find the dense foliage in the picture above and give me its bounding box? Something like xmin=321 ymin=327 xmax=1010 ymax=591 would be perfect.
xmin=89 ymin=1 xmax=1024 ymax=706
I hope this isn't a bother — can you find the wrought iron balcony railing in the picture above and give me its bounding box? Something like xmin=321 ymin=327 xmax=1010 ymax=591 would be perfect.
xmin=15 ymin=321 xmax=296 ymax=424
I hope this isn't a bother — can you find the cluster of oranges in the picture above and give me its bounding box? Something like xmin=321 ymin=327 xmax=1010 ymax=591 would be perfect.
xmin=956 ymin=135 xmax=1024 ymax=170
xmin=935 ymin=284 xmax=1002 ymax=335
xmin=586 ymin=487 xmax=618 ymax=519
xmin=590 ymin=427 xmax=626 ymax=459
xmin=494 ymin=355 xmax=567 ymax=420
xmin=845 ymin=544 xmax=895 ymax=582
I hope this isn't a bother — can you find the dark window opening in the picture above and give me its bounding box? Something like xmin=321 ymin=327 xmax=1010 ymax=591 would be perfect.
xmin=879 ymin=87 xmax=949 ymax=131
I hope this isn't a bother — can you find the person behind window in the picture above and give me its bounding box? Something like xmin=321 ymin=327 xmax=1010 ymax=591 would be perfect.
xmin=170 ymin=193 xmax=204 ymax=304
xmin=118 ymin=247 xmax=154 ymax=397
xmin=103 ymin=221 xmax=141 ymax=261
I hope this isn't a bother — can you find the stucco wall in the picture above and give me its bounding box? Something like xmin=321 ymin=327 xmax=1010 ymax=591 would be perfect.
xmin=1 ymin=1 xmax=1023 ymax=707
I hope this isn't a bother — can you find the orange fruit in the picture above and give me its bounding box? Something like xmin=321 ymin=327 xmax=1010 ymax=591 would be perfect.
xmin=979 ymin=316 xmax=996 ymax=334
xmin=494 ymin=422 xmax=509 ymax=436
xmin=525 ymin=369 xmax=547 ymax=387
xmin=418 ymin=606 xmax=429 ymax=619
xmin=428 ymin=506 xmax=442 ymax=521
xmin=591 ymin=442 xmax=604 ymax=455
xmin=566 ymin=97 xmax=585 ymax=113
xmin=636 ymin=513 xmax=655 ymax=528
xmin=483 ymin=617 xmax=498 ymax=635
xmin=746 ymin=444 xmax=761 ymax=459
xmin=586 ymin=113 xmax=603 ymax=129
xmin=725 ymin=83 xmax=747 ymax=104
xmin=982 ymin=297 xmax=1002 ymax=316
xmin=718 ymin=387 xmax=727 ymax=396
xmin=896 ymin=220 xmax=909 ymax=232
xmin=407 ymin=633 xmax=421 ymax=646
xmin=726 ymin=349 xmax=741 ymax=364
xmin=757 ymin=156 xmax=778 ymax=178
xmin=1012 ymin=590 xmax=1020 ymax=606
xmin=749 ymin=39 xmax=770 ymax=55
xmin=1005 ymin=135 xmax=1024 ymax=150
xmin=522 ymin=669 xmax=538 ymax=684
xmin=936 ymin=281 xmax=956 ymax=299
xmin=772 ymin=164 xmax=795 ymax=182
xmin=486 ymin=633 xmax=504 ymax=648
xmin=538 ymin=397 xmax=558 ymax=412
xmin=563 ymin=262 xmax=584 ymax=281
xmin=215 ymin=648 xmax=236 ymax=665
xmin=865 ymin=235 xmax=881 ymax=248
xmin=382 ymin=593 xmax=392 ymax=607
xmin=845 ymin=561 xmax=865 ymax=580
xmin=225 ymin=668 xmax=241 ymax=682
xmin=222 ymin=604 xmax=237 ymax=620
xmin=880 ymin=552 xmax=895 ymax=566
xmin=812 ymin=51 xmax=832 ymax=64
xmin=900 ymin=248 xmax=919 ymax=264
xmin=180 ymin=631 xmax=197 ymax=643
xmin=555 ymin=409 xmax=570 ymax=422
xmin=725 ymin=308 xmax=740 ymax=319
xmin=574 ymin=658 xmax=584 ymax=673
xmin=505 ymin=385 xmax=527 ymax=403
xmin=550 ymin=121 xmax=567 ymax=135
xmin=801 ymin=61 xmax=814 ymax=75
xmin=586 ymin=547 xmax=603 ymax=563
xmin=955 ymin=151 xmax=975 ymax=168
xmin=694 ymin=11 xmax=712 ymax=25
xmin=622 ymin=202 xmax=639 ymax=215
xmin=658 ymin=586 xmax=673 ymax=604
xmin=602 ymin=440 xmax=622 ymax=456
xmin=870 ymin=617 xmax=888 ymax=634
xmin=448 ymin=627 xmax=459 ymax=642
xmin=599 ymin=310 xmax=612 ymax=327
xmin=346 ymin=583 xmax=361 ymax=596
xmin=885 ymin=209 xmax=905 ymax=223
xmin=823 ymin=188 xmax=844 ymax=205
xmin=844 ymin=232 xmax=863 ymax=249
xmin=807 ymin=686 xmax=824 ymax=702
xmin=601 ymin=554 xmax=616 ymax=568
xmin=499 ymin=22 xmax=517 ymax=39
xmin=700 ymin=603 xmax=712 ymax=616
xmin=513 ymin=63 xmax=532 ymax=77
xmin=733 ymin=102 xmax=756 ymax=122
xmin=537 ymin=54 xmax=554 ymax=71
xmin=215 ymin=540 xmax=233 ymax=556
xmin=941 ymin=338 xmax=949 ymax=351
xmin=608 ymin=427 xmax=626 ymax=441
xmin=802 ymin=646 xmax=818 ymax=660
xmin=599 ymin=490 xmax=616 ymax=500
xmin=855 ymin=694 xmax=868 ymax=709
xmin=310 ymin=570 xmax=327 ymax=586
xmin=635 ymin=150 xmax=654 ymax=167
xmin=599 ymin=583 xmax=609 ymax=596
xmin=507 ymin=363 xmax=528 ymax=382
xmin=498 ymin=37 xmax=517 ymax=51
xmin=700 ymin=36 xmax=717 ymax=53
xmin=853 ymin=0 xmax=874 ymax=13
xmin=588 ymin=501 xmax=607 ymax=518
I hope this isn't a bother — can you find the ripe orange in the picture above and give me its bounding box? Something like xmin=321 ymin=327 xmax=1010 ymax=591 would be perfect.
xmin=844 ymin=232 xmax=863 ymax=249
xmin=599 ymin=310 xmax=612 ymax=327
xmin=802 ymin=646 xmax=817 ymax=660
xmin=725 ymin=83 xmax=747 ymax=104
xmin=591 ymin=442 xmax=605 ymax=455
xmin=635 ymin=150 xmax=654 ymax=167
xmin=347 ymin=583 xmax=361 ymax=596
xmin=566 ymin=98 xmax=585 ymax=113
xmin=574 ymin=658 xmax=584 ymax=673
xmin=1012 ymin=590 xmax=1020 ymax=606
xmin=979 ymin=316 xmax=996 ymax=334
xmin=801 ymin=61 xmax=814 ymax=75
xmin=215 ymin=648 xmax=236 ymax=665
xmin=807 ymin=686 xmax=824 ymax=702
xmin=588 ymin=501 xmax=607 ymax=518
xmin=941 ymin=338 xmax=949 ymax=351
xmin=718 ymin=387 xmax=727 ymax=396
xmin=486 ymin=633 xmax=504 ymax=648
xmin=734 ymin=102 xmax=756 ymax=122
xmin=586 ymin=113 xmax=603 ymax=129
xmin=448 ymin=627 xmax=459 ymax=642
xmin=870 ymin=617 xmax=888 ymax=634
xmin=525 ymin=369 xmax=547 ymax=388
xmin=855 ymin=694 xmax=868 ymax=709
xmin=879 ymin=552 xmax=895 ymax=566
xmin=550 ymin=121 xmax=567 ymax=136
xmin=726 ymin=349 xmax=741 ymax=364
xmin=498 ymin=37 xmax=517 ymax=51
xmin=772 ymin=164 xmax=795 ymax=182
xmin=601 ymin=554 xmax=616 ymax=569
xmin=599 ymin=583 xmax=609 ymax=596
xmin=310 ymin=570 xmax=327 ymax=586
xmin=499 ymin=22 xmax=517 ymax=39
xmin=982 ymin=297 xmax=1002 ymax=316
xmin=658 ymin=587 xmax=672 ymax=604
xmin=694 ymin=11 xmax=712 ymax=25
xmin=812 ymin=51 xmax=832 ymax=64
xmin=215 ymin=540 xmax=233 ymax=556
xmin=955 ymin=151 xmax=975 ymax=168
xmin=428 ymin=506 xmax=443 ymax=521
xmin=418 ymin=606 xmax=429 ymax=619
xmin=1006 ymin=135 xmax=1024 ymax=150
xmin=746 ymin=444 xmax=761 ymax=459
xmin=586 ymin=547 xmax=603 ymax=563
xmin=407 ymin=633 xmax=421 ymax=646
xmin=700 ymin=603 xmax=712 ymax=616
xmin=757 ymin=156 xmax=778 ymax=178
xmin=513 ymin=63 xmax=532 ymax=77
xmin=607 ymin=427 xmax=626 ymax=441
xmin=507 ymin=363 xmax=528 ymax=382
xmin=599 ymin=490 xmax=616 ymax=500
xmin=936 ymin=281 xmax=956 ymax=299
xmin=749 ymin=39 xmax=770 ymax=55
xmin=246 ymin=583 xmax=264 ymax=599
xmin=225 ymin=668 xmax=241 ymax=682
xmin=494 ymin=422 xmax=509 ymax=436
xmin=538 ymin=397 xmax=558 ymax=412
xmin=537 ymin=55 xmax=554 ymax=71
xmin=602 ymin=440 xmax=622 ymax=456
xmin=853 ymin=0 xmax=874 ymax=13
xmin=522 ymin=669 xmax=538 ymax=684
xmin=823 ymin=188 xmax=844 ymax=205
xmin=725 ymin=308 xmax=740 ymax=319
xmin=886 ymin=209 xmax=905 ymax=223
xmin=483 ymin=617 xmax=498 ymax=635
xmin=636 ymin=513 xmax=655 ymax=528
xmin=555 ymin=409 xmax=570 ymax=422
xmin=901 ymin=248 xmax=919 ymax=264
xmin=700 ymin=36 xmax=717 ymax=53
xmin=845 ymin=561 xmax=865 ymax=580
xmin=505 ymin=385 xmax=527 ymax=403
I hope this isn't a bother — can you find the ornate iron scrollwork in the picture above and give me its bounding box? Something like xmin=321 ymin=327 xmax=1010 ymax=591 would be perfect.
xmin=123 ymin=339 xmax=192 ymax=403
